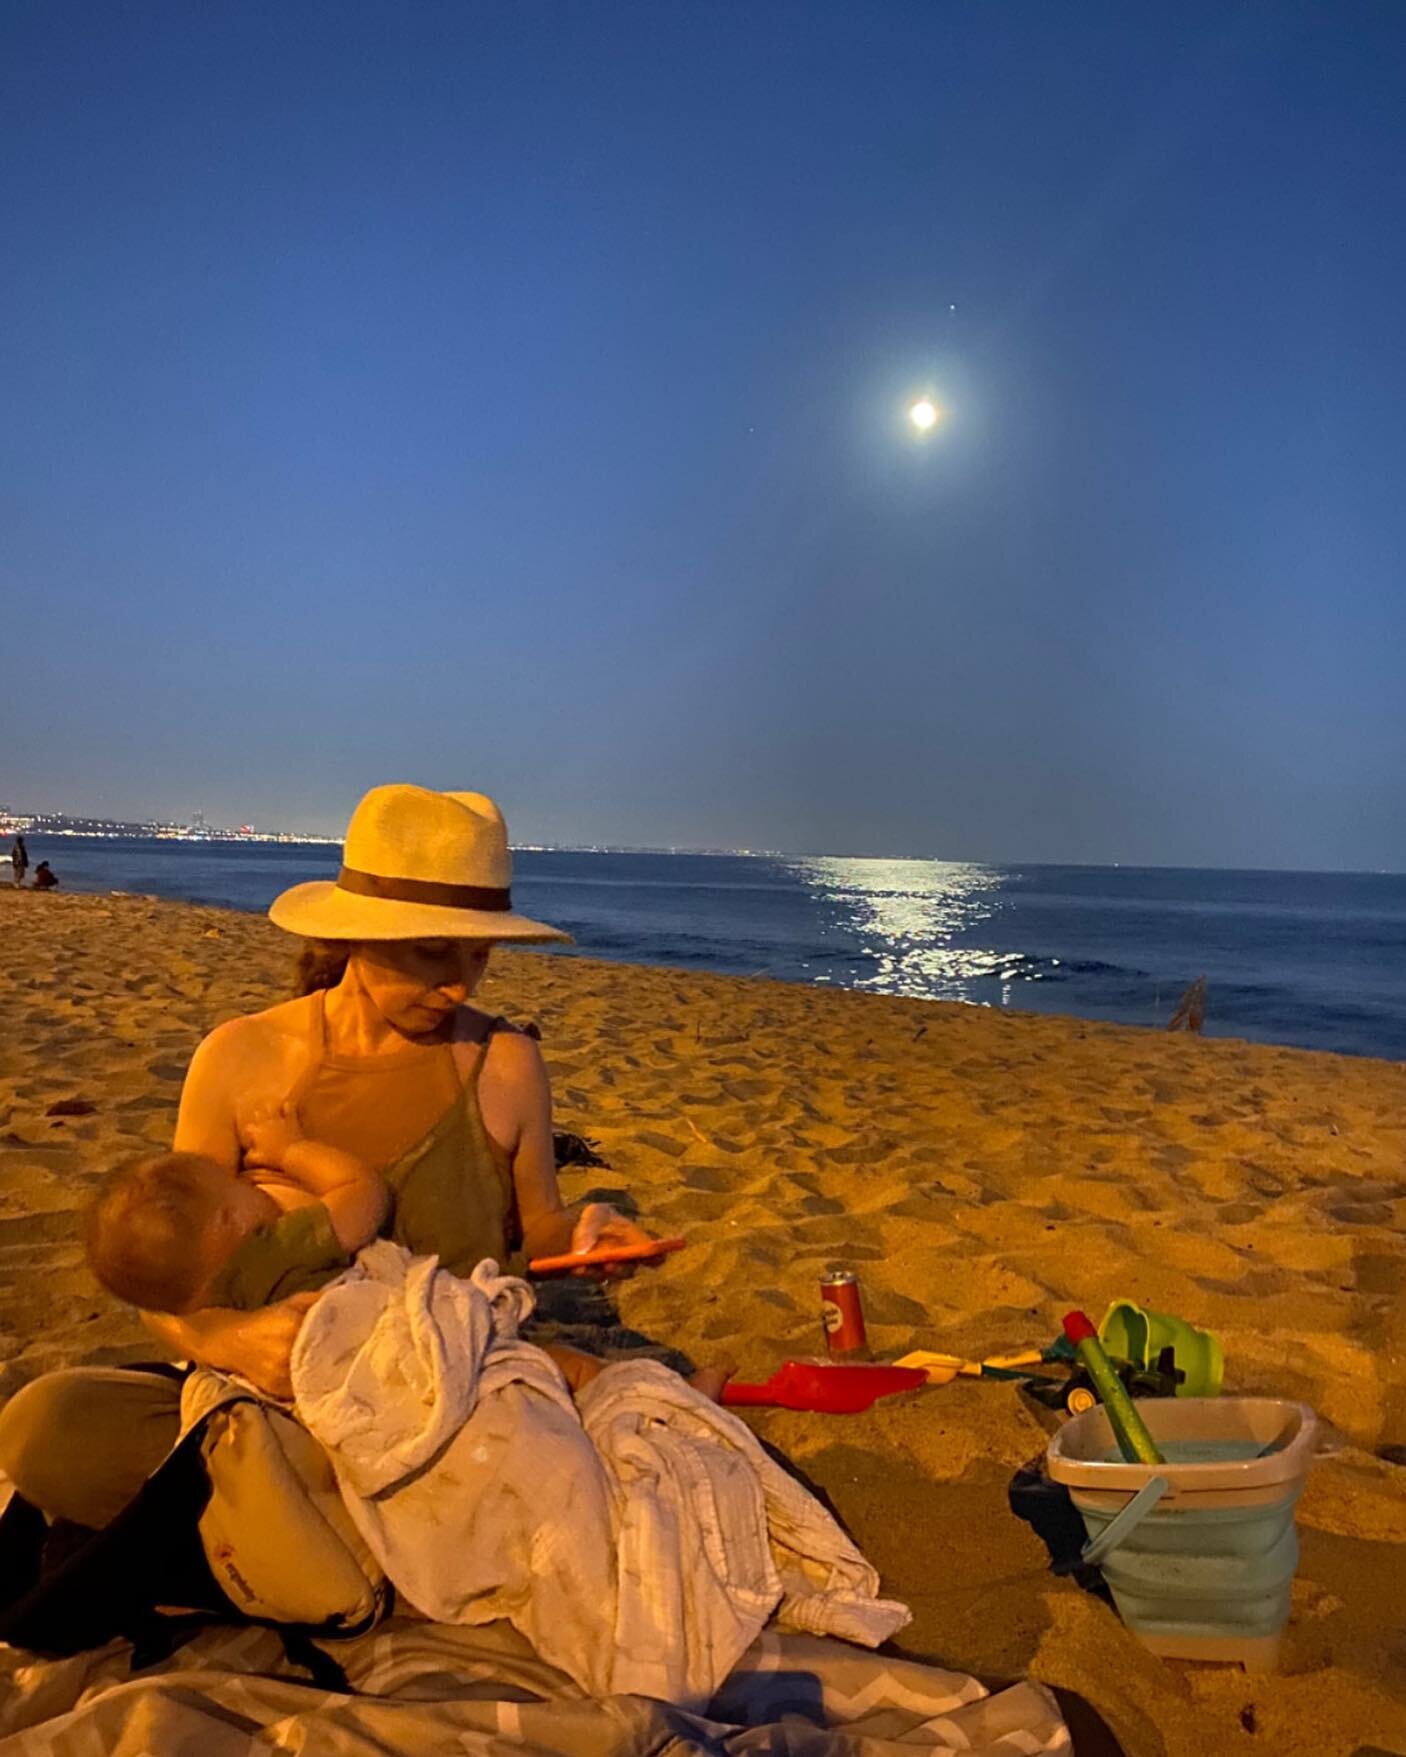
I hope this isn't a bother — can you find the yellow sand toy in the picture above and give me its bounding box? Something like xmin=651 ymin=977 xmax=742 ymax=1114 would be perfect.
xmin=896 ymin=1302 xmax=1222 ymax=1414
xmin=896 ymin=1343 xmax=1155 ymax=1416
xmin=895 ymin=1348 xmax=1049 ymax=1385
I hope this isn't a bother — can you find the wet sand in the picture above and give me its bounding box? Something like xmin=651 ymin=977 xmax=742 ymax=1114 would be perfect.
xmin=1 ymin=887 xmax=1403 ymax=1756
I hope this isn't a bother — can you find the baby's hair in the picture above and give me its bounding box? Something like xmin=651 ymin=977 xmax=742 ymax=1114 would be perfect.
xmin=85 ymin=1152 xmax=228 ymax=1314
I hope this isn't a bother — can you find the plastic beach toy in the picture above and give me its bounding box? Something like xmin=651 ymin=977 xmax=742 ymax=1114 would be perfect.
xmin=722 ymin=1361 xmax=928 ymax=1414
xmin=1047 ymin=1397 xmax=1317 ymax=1669
xmin=528 ymin=1237 xmax=687 ymax=1274
xmin=896 ymin=1348 xmax=1052 ymax=1385
xmin=895 ymin=1304 xmax=1221 ymax=1412
xmin=1062 ymin=1312 xmax=1165 ymax=1466
xmin=1099 ymin=1300 xmax=1223 ymax=1398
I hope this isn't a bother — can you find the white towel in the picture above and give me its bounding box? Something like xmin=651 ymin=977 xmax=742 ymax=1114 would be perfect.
xmin=291 ymin=1241 xmax=909 ymax=1705
xmin=577 ymin=1360 xmax=910 ymax=1698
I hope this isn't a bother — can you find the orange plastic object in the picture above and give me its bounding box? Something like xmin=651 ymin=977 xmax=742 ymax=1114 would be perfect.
xmin=722 ymin=1360 xmax=928 ymax=1414
xmin=527 ymin=1236 xmax=687 ymax=1274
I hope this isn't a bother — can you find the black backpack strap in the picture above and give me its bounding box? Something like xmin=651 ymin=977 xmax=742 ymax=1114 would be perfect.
xmin=277 ymin=1629 xmax=353 ymax=1691
xmin=0 ymin=1416 xmax=224 ymax=1658
xmin=127 ymin=1609 xmax=226 ymax=1672
xmin=0 ymin=1490 xmax=47 ymax=1602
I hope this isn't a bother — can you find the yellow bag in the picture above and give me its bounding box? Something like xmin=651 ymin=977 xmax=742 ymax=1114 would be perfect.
xmin=192 ymin=1386 xmax=388 ymax=1634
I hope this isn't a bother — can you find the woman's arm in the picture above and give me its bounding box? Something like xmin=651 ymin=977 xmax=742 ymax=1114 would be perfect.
xmin=173 ymin=1023 xmax=250 ymax=1170
xmin=141 ymin=1294 xmax=318 ymax=1400
xmin=162 ymin=1016 xmax=318 ymax=1392
xmin=500 ymin=1032 xmax=580 ymax=1259
xmin=494 ymin=1031 xmax=658 ymax=1270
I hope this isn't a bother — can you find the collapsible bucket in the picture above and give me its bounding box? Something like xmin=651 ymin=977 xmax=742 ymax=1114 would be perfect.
xmin=1046 ymin=1398 xmax=1316 ymax=1669
xmin=1098 ymin=1300 xmax=1223 ymax=1397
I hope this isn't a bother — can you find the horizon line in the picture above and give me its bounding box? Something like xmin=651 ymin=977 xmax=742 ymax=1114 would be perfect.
xmin=3 ymin=816 xmax=1401 ymax=880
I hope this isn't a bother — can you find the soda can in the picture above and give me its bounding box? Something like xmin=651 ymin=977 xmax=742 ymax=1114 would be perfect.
xmin=820 ymin=1270 xmax=869 ymax=1358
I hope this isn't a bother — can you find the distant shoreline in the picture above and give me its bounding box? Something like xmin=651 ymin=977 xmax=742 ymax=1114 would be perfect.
xmin=4 ymin=825 xmax=1401 ymax=875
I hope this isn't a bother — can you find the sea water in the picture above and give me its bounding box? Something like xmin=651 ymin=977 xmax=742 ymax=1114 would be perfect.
xmin=15 ymin=837 xmax=1406 ymax=1061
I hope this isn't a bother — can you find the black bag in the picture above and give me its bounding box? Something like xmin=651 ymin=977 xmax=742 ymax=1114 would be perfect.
xmin=0 ymin=1368 xmax=384 ymax=1683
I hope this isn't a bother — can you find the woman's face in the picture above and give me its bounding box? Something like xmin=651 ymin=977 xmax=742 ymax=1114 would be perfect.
xmin=351 ymin=939 xmax=492 ymax=1034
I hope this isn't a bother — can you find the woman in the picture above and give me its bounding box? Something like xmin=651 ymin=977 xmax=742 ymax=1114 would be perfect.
xmin=0 ymin=785 xmax=656 ymax=1528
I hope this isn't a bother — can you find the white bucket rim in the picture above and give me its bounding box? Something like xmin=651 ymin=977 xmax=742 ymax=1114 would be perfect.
xmin=1046 ymin=1397 xmax=1317 ymax=1494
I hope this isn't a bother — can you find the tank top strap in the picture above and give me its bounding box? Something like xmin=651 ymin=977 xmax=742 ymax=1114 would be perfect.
xmin=283 ymin=990 xmax=331 ymax=1111
xmin=449 ymin=1009 xmax=517 ymax=1089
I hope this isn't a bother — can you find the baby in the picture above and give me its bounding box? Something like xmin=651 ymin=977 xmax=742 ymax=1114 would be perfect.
xmin=86 ymin=1106 xmax=731 ymax=1397
xmin=85 ymin=1104 xmax=389 ymax=1315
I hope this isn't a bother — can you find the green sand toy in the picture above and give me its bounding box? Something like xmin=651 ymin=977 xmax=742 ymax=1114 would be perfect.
xmin=1062 ymin=1311 xmax=1166 ymax=1466
xmin=1099 ymin=1300 xmax=1223 ymax=1398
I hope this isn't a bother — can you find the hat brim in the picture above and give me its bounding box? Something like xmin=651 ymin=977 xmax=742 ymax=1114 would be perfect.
xmin=268 ymin=880 xmax=573 ymax=945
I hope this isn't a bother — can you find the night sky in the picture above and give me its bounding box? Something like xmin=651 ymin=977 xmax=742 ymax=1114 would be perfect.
xmin=5 ymin=3 xmax=1403 ymax=866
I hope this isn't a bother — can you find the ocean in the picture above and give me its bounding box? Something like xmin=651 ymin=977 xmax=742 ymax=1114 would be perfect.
xmin=12 ymin=837 xmax=1406 ymax=1061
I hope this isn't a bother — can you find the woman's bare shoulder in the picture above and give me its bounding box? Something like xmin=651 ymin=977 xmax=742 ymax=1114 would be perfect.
xmin=194 ymin=994 xmax=317 ymax=1067
xmin=479 ymin=1015 xmax=548 ymax=1088
xmin=177 ymin=995 xmax=318 ymax=1154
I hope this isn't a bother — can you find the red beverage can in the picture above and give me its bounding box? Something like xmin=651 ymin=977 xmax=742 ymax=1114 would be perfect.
xmin=820 ymin=1270 xmax=869 ymax=1358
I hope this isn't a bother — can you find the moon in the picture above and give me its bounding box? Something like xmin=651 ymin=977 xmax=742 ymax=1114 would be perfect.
xmin=908 ymin=398 xmax=940 ymax=432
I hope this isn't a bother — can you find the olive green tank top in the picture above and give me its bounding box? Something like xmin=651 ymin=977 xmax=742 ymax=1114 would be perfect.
xmin=286 ymin=991 xmax=521 ymax=1276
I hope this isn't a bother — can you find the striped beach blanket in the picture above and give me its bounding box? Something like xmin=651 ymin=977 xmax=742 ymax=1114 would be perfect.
xmin=0 ymin=1617 xmax=1070 ymax=1754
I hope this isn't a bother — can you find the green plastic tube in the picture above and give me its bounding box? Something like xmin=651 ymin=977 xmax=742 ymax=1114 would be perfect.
xmin=1062 ymin=1311 xmax=1166 ymax=1466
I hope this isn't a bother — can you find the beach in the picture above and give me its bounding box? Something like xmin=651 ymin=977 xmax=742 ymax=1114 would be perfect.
xmin=1 ymin=886 xmax=1403 ymax=1756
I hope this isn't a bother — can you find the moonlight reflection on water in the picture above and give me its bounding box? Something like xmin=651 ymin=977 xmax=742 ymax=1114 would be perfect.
xmin=787 ymin=857 xmax=1033 ymax=1004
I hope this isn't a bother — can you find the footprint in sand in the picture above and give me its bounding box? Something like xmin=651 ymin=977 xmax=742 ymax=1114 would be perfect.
xmin=790 ymin=1240 xmax=884 ymax=1262
xmin=146 ymin=1060 xmax=191 ymax=1084
xmin=1212 ymin=1200 xmax=1264 ymax=1225
xmin=0 ymin=1211 xmax=82 ymax=1248
xmin=755 ymin=1287 xmax=798 ymax=1312
xmin=1353 ymin=1253 xmax=1405 ymax=1298
xmin=1328 ymin=1201 xmax=1395 ymax=1227
xmin=861 ymin=1287 xmax=928 ymax=1325
xmin=681 ymin=1166 xmax=733 ymax=1192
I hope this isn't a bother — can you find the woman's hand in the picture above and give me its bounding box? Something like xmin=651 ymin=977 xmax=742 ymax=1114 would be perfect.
xmin=568 ymin=1201 xmax=660 ymax=1280
xmin=227 ymin=1292 xmax=321 ymax=1399
xmin=143 ymin=1292 xmax=320 ymax=1400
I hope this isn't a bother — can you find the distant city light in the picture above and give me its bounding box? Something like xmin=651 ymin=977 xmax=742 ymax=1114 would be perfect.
xmin=908 ymin=398 xmax=940 ymax=433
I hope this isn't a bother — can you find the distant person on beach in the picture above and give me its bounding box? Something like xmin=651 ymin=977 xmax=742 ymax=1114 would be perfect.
xmin=10 ymin=835 xmax=27 ymax=888
xmin=31 ymin=861 xmax=57 ymax=891
xmin=0 ymin=785 xmax=666 ymax=1528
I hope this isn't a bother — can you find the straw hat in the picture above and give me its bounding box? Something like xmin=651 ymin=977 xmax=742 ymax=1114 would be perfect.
xmin=269 ymin=784 xmax=571 ymax=944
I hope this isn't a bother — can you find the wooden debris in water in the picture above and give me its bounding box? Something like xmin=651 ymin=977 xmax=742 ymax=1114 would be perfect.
xmin=1168 ymin=975 xmax=1207 ymax=1033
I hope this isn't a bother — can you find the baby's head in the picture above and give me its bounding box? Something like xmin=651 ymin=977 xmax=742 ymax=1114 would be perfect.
xmin=85 ymin=1151 xmax=274 ymax=1313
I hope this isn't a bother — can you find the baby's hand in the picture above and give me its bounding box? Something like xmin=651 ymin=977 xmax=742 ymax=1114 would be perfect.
xmin=239 ymin=1099 xmax=304 ymax=1171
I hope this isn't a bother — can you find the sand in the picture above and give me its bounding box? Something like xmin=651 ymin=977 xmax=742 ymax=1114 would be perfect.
xmin=0 ymin=885 xmax=1403 ymax=1757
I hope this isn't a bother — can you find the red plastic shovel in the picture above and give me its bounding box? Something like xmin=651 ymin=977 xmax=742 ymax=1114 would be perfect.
xmin=721 ymin=1360 xmax=929 ymax=1414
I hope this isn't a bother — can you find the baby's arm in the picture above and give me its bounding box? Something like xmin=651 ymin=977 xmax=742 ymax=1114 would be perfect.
xmin=247 ymin=1172 xmax=320 ymax=1215
xmin=282 ymin=1138 xmax=390 ymax=1251
xmin=241 ymin=1103 xmax=390 ymax=1252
